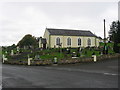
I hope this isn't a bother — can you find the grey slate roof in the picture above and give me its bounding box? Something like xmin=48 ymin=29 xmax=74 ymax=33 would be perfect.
xmin=46 ymin=28 xmax=96 ymax=37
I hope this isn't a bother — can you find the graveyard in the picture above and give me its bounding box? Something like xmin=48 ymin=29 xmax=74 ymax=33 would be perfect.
xmin=1 ymin=42 xmax=117 ymax=66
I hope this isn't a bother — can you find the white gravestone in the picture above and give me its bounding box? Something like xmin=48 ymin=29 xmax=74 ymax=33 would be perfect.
xmin=54 ymin=57 xmax=57 ymax=64
xmin=11 ymin=50 xmax=14 ymax=56
xmin=2 ymin=54 xmax=7 ymax=63
xmin=5 ymin=51 xmax=7 ymax=54
xmin=28 ymin=58 xmax=32 ymax=65
xmin=28 ymin=55 xmax=32 ymax=65
xmin=17 ymin=46 xmax=20 ymax=52
xmin=92 ymin=55 xmax=97 ymax=62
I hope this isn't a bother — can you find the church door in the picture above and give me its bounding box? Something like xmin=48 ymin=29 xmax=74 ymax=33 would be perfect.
xmin=43 ymin=44 xmax=46 ymax=49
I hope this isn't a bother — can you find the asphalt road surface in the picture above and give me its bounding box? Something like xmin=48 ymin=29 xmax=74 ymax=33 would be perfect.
xmin=2 ymin=59 xmax=118 ymax=88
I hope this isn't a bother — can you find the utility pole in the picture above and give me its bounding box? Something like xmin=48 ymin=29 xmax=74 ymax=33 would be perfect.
xmin=104 ymin=19 xmax=106 ymax=44
xmin=103 ymin=19 xmax=108 ymax=54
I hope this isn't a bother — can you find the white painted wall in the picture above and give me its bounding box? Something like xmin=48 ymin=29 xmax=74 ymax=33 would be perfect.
xmin=50 ymin=35 xmax=100 ymax=48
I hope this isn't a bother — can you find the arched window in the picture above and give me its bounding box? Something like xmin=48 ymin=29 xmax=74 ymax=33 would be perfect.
xmin=67 ymin=37 xmax=71 ymax=46
xmin=88 ymin=38 xmax=91 ymax=46
xmin=78 ymin=38 xmax=81 ymax=46
xmin=56 ymin=37 xmax=60 ymax=45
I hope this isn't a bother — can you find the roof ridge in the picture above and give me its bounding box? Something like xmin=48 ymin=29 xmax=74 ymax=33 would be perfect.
xmin=46 ymin=28 xmax=96 ymax=37
xmin=46 ymin=28 xmax=90 ymax=32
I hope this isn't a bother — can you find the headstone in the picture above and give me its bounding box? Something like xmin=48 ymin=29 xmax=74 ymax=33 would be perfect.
xmin=5 ymin=51 xmax=7 ymax=54
xmin=28 ymin=57 xmax=32 ymax=65
xmin=92 ymin=55 xmax=97 ymax=62
xmin=24 ymin=46 xmax=26 ymax=49
xmin=66 ymin=48 xmax=69 ymax=51
xmin=84 ymin=51 xmax=87 ymax=54
xmin=2 ymin=54 xmax=5 ymax=63
xmin=79 ymin=47 xmax=81 ymax=51
xmin=28 ymin=54 xmax=30 ymax=58
xmin=28 ymin=54 xmax=32 ymax=65
xmin=54 ymin=57 xmax=58 ymax=64
xmin=54 ymin=45 xmax=56 ymax=49
xmin=40 ymin=48 xmax=43 ymax=51
xmin=72 ymin=52 xmax=77 ymax=57
xmin=92 ymin=52 xmax=95 ymax=55
xmin=17 ymin=46 xmax=20 ymax=52
xmin=66 ymin=48 xmax=70 ymax=54
xmin=78 ymin=47 xmax=80 ymax=52
xmin=103 ymin=45 xmax=108 ymax=54
xmin=72 ymin=52 xmax=79 ymax=58
xmin=11 ymin=50 xmax=14 ymax=56
xmin=35 ymin=55 xmax=40 ymax=60
xmin=77 ymin=52 xmax=80 ymax=57
xmin=2 ymin=54 xmax=8 ymax=63
xmin=78 ymin=47 xmax=82 ymax=53
xmin=90 ymin=47 xmax=92 ymax=51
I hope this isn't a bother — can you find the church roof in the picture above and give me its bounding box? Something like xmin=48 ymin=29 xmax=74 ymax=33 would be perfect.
xmin=46 ymin=28 xmax=96 ymax=37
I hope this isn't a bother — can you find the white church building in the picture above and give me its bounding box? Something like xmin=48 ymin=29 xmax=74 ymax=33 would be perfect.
xmin=39 ymin=28 xmax=101 ymax=48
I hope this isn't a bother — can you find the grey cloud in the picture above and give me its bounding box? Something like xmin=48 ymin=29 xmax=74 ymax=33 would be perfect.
xmin=0 ymin=2 xmax=118 ymax=46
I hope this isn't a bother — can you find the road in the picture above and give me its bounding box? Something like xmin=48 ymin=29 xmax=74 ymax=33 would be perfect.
xmin=2 ymin=59 xmax=118 ymax=88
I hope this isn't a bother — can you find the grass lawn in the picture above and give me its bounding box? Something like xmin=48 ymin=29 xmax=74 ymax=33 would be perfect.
xmin=99 ymin=42 xmax=114 ymax=54
xmin=2 ymin=42 xmax=115 ymax=61
xmin=99 ymin=42 xmax=114 ymax=47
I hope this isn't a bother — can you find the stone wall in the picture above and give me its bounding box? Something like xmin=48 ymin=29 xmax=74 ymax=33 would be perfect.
xmin=3 ymin=54 xmax=120 ymax=66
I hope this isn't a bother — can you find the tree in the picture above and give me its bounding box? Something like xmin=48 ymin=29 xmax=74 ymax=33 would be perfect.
xmin=109 ymin=21 xmax=120 ymax=53
xmin=109 ymin=21 xmax=118 ymax=41
xmin=17 ymin=34 xmax=38 ymax=49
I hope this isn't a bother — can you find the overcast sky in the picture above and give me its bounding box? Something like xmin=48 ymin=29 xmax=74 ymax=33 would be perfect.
xmin=0 ymin=0 xmax=119 ymax=46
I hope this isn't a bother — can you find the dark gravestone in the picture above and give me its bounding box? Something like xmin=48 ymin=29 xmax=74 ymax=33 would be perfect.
xmin=103 ymin=45 xmax=108 ymax=54
xmin=77 ymin=52 xmax=80 ymax=57
xmin=54 ymin=45 xmax=56 ymax=49
xmin=66 ymin=48 xmax=69 ymax=54
xmin=84 ymin=51 xmax=87 ymax=55
xmin=92 ymin=52 xmax=95 ymax=55
xmin=78 ymin=47 xmax=80 ymax=52
xmin=99 ymin=51 xmax=101 ymax=55
xmin=66 ymin=48 xmax=70 ymax=54
xmin=35 ymin=55 xmax=40 ymax=60
xmin=89 ymin=47 xmax=92 ymax=51
xmin=62 ymin=48 xmax=65 ymax=52
xmin=72 ymin=52 xmax=76 ymax=57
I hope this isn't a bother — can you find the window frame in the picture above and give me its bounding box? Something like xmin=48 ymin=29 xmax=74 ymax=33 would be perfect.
xmin=67 ymin=37 xmax=71 ymax=46
xmin=87 ymin=38 xmax=91 ymax=46
xmin=78 ymin=38 xmax=81 ymax=46
xmin=56 ymin=37 xmax=60 ymax=45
